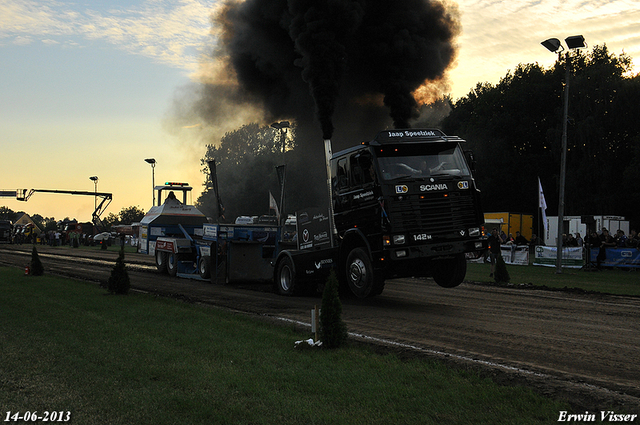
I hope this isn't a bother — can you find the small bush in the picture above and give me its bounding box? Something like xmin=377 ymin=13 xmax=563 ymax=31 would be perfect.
xmin=494 ymin=255 xmax=510 ymax=283
xmin=320 ymin=270 xmax=348 ymax=348
xmin=107 ymin=247 xmax=130 ymax=295
xmin=30 ymin=246 xmax=44 ymax=276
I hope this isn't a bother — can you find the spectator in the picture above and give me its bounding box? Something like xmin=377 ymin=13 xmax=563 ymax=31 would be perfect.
xmin=499 ymin=230 xmax=508 ymax=244
xmin=575 ymin=232 xmax=583 ymax=247
xmin=515 ymin=231 xmax=528 ymax=245
xmin=627 ymin=229 xmax=639 ymax=248
xmin=487 ymin=227 xmax=502 ymax=278
xmin=565 ymin=233 xmax=578 ymax=247
xmin=615 ymin=229 xmax=628 ymax=248
xmin=597 ymin=228 xmax=616 ymax=268
xmin=505 ymin=233 xmax=515 ymax=244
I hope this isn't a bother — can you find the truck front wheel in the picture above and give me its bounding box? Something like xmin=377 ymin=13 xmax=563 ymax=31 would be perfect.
xmin=345 ymin=247 xmax=379 ymax=298
xmin=275 ymin=257 xmax=296 ymax=296
xmin=432 ymin=253 xmax=467 ymax=288
xmin=155 ymin=251 xmax=168 ymax=274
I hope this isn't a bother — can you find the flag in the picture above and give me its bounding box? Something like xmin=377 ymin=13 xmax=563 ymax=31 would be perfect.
xmin=269 ymin=191 xmax=280 ymax=220
xmin=538 ymin=177 xmax=548 ymax=232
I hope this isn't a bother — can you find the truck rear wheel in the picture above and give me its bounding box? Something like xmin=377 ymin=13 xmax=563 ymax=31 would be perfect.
xmin=275 ymin=256 xmax=296 ymax=296
xmin=167 ymin=252 xmax=178 ymax=277
xmin=345 ymin=247 xmax=379 ymax=298
xmin=432 ymin=253 xmax=467 ymax=288
xmin=198 ymin=257 xmax=211 ymax=279
xmin=155 ymin=250 xmax=168 ymax=274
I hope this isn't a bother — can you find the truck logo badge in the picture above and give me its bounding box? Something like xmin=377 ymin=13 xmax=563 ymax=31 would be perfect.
xmin=302 ymin=229 xmax=310 ymax=243
xmin=395 ymin=185 xmax=408 ymax=194
xmin=420 ymin=183 xmax=448 ymax=191
xmin=459 ymin=230 xmax=466 ymax=236
xmin=458 ymin=181 xmax=469 ymax=189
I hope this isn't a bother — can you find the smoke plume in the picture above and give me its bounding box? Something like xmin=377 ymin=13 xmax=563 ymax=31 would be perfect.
xmin=170 ymin=0 xmax=460 ymax=218
xmin=197 ymin=0 xmax=460 ymax=144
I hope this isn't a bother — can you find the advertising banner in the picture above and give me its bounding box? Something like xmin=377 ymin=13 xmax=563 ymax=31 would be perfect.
xmin=500 ymin=245 xmax=530 ymax=265
xmin=534 ymin=246 xmax=583 ymax=268
xmin=296 ymin=207 xmax=332 ymax=251
xmin=589 ymin=248 xmax=640 ymax=268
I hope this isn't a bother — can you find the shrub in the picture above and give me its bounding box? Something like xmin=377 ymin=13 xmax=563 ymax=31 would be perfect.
xmin=30 ymin=246 xmax=44 ymax=276
xmin=320 ymin=270 xmax=348 ymax=348
xmin=494 ymin=255 xmax=510 ymax=283
xmin=107 ymin=247 xmax=130 ymax=294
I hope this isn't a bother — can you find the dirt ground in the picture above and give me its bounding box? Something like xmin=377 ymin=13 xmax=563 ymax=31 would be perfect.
xmin=2 ymin=244 xmax=639 ymax=412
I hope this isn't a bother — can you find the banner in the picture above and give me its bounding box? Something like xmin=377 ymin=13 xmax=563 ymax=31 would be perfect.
xmin=589 ymin=248 xmax=640 ymax=268
xmin=533 ymin=246 xmax=583 ymax=268
xmin=501 ymin=245 xmax=530 ymax=265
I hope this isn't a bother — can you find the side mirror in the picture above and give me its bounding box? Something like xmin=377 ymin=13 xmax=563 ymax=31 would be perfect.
xmin=464 ymin=150 xmax=476 ymax=172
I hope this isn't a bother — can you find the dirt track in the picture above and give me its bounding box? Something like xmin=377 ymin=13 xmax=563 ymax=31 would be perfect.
xmin=2 ymin=244 xmax=639 ymax=412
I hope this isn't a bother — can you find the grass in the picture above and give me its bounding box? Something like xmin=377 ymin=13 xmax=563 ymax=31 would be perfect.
xmin=0 ymin=266 xmax=570 ymax=424
xmin=466 ymin=261 xmax=640 ymax=296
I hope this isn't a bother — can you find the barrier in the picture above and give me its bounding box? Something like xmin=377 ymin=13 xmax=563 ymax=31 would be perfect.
xmin=501 ymin=245 xmax=530 ymax=265
xmin=590 ymin=248 xmax=640 ymax=268
xmin=533 ymin=246 xmax=583 ymax=268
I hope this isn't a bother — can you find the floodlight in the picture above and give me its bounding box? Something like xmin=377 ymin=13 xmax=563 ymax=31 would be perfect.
xmin=565 ymin=35 xmax=586 ymax=49
xmin=541 ymin=38 xmax=562 ymax=53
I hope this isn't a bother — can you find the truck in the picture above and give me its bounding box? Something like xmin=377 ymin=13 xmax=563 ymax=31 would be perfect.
xmin=272 ymin=129 xmax=487 ymax=297
xmin=0 ymin=220 xmax=12 ymax=243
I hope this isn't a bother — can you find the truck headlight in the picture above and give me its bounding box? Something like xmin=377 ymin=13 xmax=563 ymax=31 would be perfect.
xmin=393 ymin=235 xmax=406 ymax=245
xmin=469 ymin=227 xmax=480 ymax=237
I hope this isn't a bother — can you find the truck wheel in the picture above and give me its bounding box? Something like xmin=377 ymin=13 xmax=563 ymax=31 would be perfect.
xmin=432 ymin=253 xmax=467 ymax=288
xmin=345 ymin=247 xmax=376 ymax=298
xmin=198 ymin=257 xmax=211 ymax=279
xmin=275 ymin=256 xmax=296 ymax=296
xmin=155 ymin=251 xmax=168 ymax=274
xmin=167 ymin=252 xmax=178 ymax=277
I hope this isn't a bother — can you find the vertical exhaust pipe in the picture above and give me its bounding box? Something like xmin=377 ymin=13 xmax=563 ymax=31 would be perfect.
xmin=324 ymin=139 xmax=336 ymax=248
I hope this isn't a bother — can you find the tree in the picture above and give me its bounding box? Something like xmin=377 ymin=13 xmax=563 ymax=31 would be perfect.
xmin=319 ymin=271 xmax=348 ymax=349
xmin=442 ymin=45 xmax=640 ymax=229
xmin=0 ymin=206 xmax=17 ymax=221
xmin=119 ymin=206 xmax=145 ymax=224
xmin=198 ymin=123 xmax=326 ymax=222
xmin=106 ymin=247 xmax=130 ymax=294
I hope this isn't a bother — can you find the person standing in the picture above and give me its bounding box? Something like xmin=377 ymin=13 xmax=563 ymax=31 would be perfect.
xmin=487 ymin=228 xmax=501 ymax=278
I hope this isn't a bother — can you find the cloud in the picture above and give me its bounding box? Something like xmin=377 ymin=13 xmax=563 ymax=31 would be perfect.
xmin=0 ymin=0 xmax=215 ymax=71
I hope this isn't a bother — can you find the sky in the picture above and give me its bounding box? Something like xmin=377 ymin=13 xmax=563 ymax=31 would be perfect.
xmin=1 ymin=0 xmax=639 ymax=223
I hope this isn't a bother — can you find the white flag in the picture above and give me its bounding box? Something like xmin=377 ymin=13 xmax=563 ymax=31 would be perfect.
xmin=538 ymin=177 xmax=548 ymax=232
xmin=269 ymin=191 xmax=280 ymax=220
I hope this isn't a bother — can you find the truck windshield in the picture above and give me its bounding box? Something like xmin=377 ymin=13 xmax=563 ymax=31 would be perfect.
xmin=376 ymin=144 xmax=470 ymax=180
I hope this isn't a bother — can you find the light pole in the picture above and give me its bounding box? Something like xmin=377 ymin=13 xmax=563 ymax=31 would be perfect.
xmin=541 ymin=35 xmax=586 ymax=273
xmin=144 ymin=158 xmax=156 ymax=206
xmin=89 ymin=176 xmax=98 ymax=212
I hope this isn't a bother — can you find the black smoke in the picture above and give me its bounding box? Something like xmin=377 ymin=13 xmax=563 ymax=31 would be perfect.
xmin=207 ymin=0 xmax=460 ymax=143
xmin=178 ymin=0 xmax=460 ymax=219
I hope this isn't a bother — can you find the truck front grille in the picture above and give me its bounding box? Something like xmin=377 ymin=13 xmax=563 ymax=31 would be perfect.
xmin=387 ymin=192 xmax=478 ymax=236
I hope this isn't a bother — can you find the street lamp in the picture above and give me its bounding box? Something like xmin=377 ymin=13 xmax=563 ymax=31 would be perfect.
xmin=144 ymin=158 xmax=156 ymax=206
xmin=541 ymin=35 xmax=586 ymax=273
xmin=89 ymin=176 xmax=99 ymax=212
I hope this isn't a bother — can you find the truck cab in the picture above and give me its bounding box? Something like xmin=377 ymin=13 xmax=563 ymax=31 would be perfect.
xmin=330 ymin=129 xmax=486 ymax=296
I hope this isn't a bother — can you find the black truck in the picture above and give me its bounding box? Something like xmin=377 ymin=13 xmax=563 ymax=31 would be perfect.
xmin=0 ymin=220 xmax=13 ymax=244
xmin=273 ymin=129 xmax=487 ymax=298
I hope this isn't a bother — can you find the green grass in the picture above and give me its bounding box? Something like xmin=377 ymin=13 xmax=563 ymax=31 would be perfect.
xmin=0 ymin=266 xmax=570 ymax=424
xmin=466 ymin=262 xmax=640 ymax=296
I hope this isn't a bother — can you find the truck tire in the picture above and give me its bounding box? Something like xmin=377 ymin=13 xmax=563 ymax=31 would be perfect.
xmin=432 ymin=253 xmax=467 ymax=288
xmin=275 ymin=256 xmax=296 ymax=296
xmin=198 ymin=257 xmax=211 ymax=279
xmin=345 ymin=247 xmax=379 ymax=298
xmin=155 ymin=251 xmax=168 ymax=274
xmin=167 ymin=252 xmax=178 ymax=277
